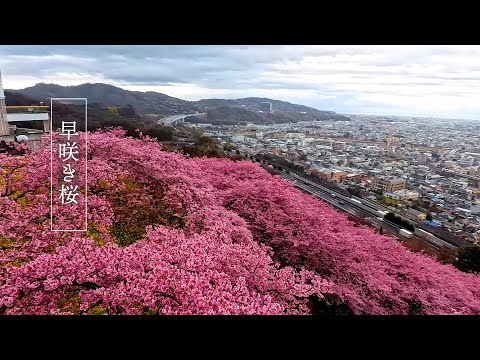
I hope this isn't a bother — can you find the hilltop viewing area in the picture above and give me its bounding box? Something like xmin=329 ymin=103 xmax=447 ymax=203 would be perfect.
xmin=0 ymin=70 xmax=50 ymax=149
xmin=1 ymin=45 xmax=480 ymax=316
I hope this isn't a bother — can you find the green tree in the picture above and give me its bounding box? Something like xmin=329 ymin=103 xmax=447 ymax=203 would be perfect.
xmin=456 ymin=246 xmax=480 ymax=274
xmin=143 ymin=126 xmax=173 ymax=141
xmin=182 ymin=136 xmax=225 ymax=158
xmin=426 ymin=212 xmax=433 ymax=221
xmin=348 ymin=186 xmax=362 ymax=197
xmin=299 ymin=153 xmax=308 ymax=161
xmin=223 ymin=142 xmax=236 ymax=151
xmin=118 ymin=104 xmax=137 ymax=117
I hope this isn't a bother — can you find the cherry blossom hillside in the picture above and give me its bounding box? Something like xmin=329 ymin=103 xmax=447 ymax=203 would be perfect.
xmin=1 ymin=129 xmax=479 ymax=315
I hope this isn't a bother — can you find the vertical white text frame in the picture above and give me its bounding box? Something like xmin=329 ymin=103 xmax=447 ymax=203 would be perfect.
xmin=50 ymin=98 xmax=87 ymax=231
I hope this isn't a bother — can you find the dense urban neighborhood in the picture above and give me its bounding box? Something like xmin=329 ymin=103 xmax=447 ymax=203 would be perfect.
xmin=192 ymin=112 xmax=480 ymax=253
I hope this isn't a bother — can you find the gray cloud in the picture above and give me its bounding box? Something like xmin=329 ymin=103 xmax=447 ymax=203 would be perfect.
xmin=1 ymin=45 xmax=480 ymax=119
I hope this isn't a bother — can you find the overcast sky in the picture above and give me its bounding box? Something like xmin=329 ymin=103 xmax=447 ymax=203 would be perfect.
xmin=1 ymin=45 xmax=479 ymax=119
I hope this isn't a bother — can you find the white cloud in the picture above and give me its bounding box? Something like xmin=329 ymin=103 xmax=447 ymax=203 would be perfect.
xmin=0 ymin=45 xmax=479 ymax=119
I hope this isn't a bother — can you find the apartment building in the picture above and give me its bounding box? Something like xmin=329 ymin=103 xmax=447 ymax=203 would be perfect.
xmin=372 ymin=176 xmax=406 ymax=192
xmin=309 ymin=166 xmax=347 ymax=182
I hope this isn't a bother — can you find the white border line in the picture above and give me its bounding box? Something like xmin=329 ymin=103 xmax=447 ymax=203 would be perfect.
xmin=85 ymin=98 xmax=88 ymax=231
xmin=50 ymin=98 xmax=53 ymax=231
xmin=50 ymin=98 xmax=88 ymax=232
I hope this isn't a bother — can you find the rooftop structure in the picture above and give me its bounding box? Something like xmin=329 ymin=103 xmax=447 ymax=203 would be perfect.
xmin=372 ymin=176 xmax=406 ymax=192
xmin=0 ymin=68 xmax=51 ymax=147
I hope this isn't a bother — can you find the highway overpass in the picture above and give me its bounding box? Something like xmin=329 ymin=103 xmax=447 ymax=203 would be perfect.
xmin=157 ymin=112 xmax=205 ymax=126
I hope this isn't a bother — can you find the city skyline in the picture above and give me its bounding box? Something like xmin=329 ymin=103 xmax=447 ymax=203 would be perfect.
xmin=1 ymin=45 xmax=480 ymax=120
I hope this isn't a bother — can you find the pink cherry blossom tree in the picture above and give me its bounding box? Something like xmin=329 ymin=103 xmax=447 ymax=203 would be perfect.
xmin=0 ymin=129 xmax=330 ymax=314
xmin=1 ymin=128 xmax=480 ymax=315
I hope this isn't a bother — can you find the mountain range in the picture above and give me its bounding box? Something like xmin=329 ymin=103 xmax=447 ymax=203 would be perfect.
xmin=9 ymin=83 xmax=351 ymax=125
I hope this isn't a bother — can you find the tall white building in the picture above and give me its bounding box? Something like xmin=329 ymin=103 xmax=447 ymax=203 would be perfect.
xmin=0 ymin=68 xmax=10 ymax=136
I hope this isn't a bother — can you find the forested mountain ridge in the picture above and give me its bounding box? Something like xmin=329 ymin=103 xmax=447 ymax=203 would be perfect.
xmin=12 ymin=83 xmax=350 ymax=124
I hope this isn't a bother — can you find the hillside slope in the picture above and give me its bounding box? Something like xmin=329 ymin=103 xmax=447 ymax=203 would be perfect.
xmin=200 ymin=105 xmax=350 ymax=125
xmin=0 ymin=130 xmax=479 ymax=314
xmin=4 ymin=90 xmax=175 ymax=141
xmin=13 ymin=83 xmax=350 ymax=123
xmin=14 ymin=83 xmax=198 ymax=115
xmin=196 ymin=97 xmax=330 ymax=115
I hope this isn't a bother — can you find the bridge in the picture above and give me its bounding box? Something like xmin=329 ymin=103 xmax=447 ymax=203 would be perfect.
xmin=157 ymin=112 xmax=205 ymax=126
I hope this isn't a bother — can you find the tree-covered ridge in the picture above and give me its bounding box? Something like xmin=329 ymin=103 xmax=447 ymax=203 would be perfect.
xmin=13 ymin=83 xmax=351 ymax=124
xmin=12 ymin=83 xmax=198 ymax=116
xmin=4 ymin=90 xmax=174 ymax=142
xmin=1 ymin=130 xmax=479 ymax=314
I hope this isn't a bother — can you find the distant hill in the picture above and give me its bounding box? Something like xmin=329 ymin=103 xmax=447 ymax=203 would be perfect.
xmin=3 ymin=90 xmax=40 ymax=106
xmin=198 ymin=105 xmax=347 ymax=125
xmin=196 ymin=97 xmax=334 ymax=116
xmin=11 ymin=83 xmax=350 ymax=124
xmin=3 ymin=90 xmax=174 ymax=141
xmin=14 ymin=83 xmax=198 ymax=116
xmin=196 ymin=97 xmax=350 ymax=124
